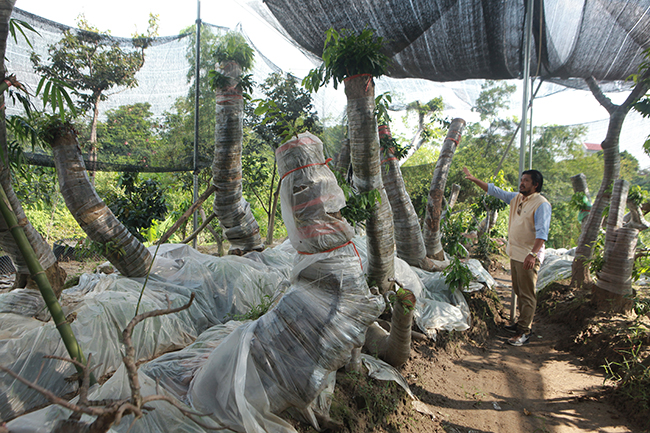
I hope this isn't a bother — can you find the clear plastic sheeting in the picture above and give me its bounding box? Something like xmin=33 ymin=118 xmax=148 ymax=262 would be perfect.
xmin=537 ymin=248 xmax=575 ymax=291
xmin=6 ymin=364 xmax=221 ymax=433
xmin=0 ymin=237 xmax=480 ymax=433
xmin=413 ymin=267 xmax=472 ymax=338
xmin=0 ymin=289 xmax=50 ymax=321
xmin=186 ymin=130 xmax=385 ymax=433
xmin=466 ymin=259 xmax=496 ymax=292
xmin=0 ymin=243 xmax=291 ymax=421
xmin=361 ymin=354 xmax=415 ymax=399
xmin=276 ymin=132 xmax=355 ymax=254
xmin=351 ymin=236 xmax=473 ymax=337
xmin=3 ymin=235 xmax=485 ymax=429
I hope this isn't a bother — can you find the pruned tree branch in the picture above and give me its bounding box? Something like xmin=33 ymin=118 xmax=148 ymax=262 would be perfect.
xmin=1 ymin=293 xmax=229 ymax=432
xmin=585 ymin=76 xmax=616 ymax=113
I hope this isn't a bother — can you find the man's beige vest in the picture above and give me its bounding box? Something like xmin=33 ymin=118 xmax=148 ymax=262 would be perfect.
xmin=506 ymin=192 xmax=549 ymax=262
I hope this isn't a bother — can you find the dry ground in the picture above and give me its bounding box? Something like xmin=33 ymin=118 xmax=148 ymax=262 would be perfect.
xmin=297 ymin=258 xmax=648 ymax=433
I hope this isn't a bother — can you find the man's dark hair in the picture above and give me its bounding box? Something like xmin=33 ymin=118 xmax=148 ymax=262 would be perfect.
xmin=522 ymin=169 xmax=543 ymax=192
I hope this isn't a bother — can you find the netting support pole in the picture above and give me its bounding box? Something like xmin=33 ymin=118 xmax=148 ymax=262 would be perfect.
xmin=192 ymin=0 xmax=202 ymax=249
xmin=513 ymin=0 xmax=535 ymax=321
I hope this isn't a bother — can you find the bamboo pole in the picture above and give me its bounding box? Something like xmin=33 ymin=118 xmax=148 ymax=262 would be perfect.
xmin=0 ymin=185 xmax=94 ymax=384
xmin=182 ymin=211 xmax=217 ymax=244
xmin=158 ymin=183 xmax=216 ymax=244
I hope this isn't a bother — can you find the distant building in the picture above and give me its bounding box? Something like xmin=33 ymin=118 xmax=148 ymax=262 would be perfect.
xmin=583 ymin=142 xmax=602 ymax=155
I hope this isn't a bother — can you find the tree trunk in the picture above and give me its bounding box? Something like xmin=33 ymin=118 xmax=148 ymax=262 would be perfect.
xmin=334 ymin=137 xmax=351 ymax=176
xmin=380 ymin=126 xmax=437 ymax=271
xmin=265 ymin=177 xmax=281 ymax=247
xmin=88 ymin=92 xmax=101 ymax=186
xmin=571 ymin=173 xmax=592 ymax=229
xmin=0 ymin=1 xmax=66 ymax=296
xmin=363 ymin=289 xmax=415 ymax=368
xmin=423 ymin=118 xmax=466 ymax=260
xmin=571 ymin=75 xmax=650 ymax=288
xmin=477 ymin=209 xmax=499 ymax=237
xmin=47 ymin=123 xmax=152 ymax=277
xmin=344 ymin=74 xmax=395 ymax=293
xmin=442 ymin=183 xmax=461 ymax=221
xmin=212 ymin=60 xmax=263 ymax=255
xmin=570 ymin=173 xmax=591 ymax=201
xmin=593 ymin=179 xmax=636 ymax=312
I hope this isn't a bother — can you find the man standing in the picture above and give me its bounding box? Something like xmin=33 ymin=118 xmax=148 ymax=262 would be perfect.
xmin=463 ymin=167 xmax=551 ymax=346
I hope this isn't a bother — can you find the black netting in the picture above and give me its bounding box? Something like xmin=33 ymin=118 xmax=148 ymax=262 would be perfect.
xmin=259 ymin=0 xmax=650 ymax=83
xmin=5 ymin=3 xmax=650 ymax=173
xmin=5 ymin=8 xmax=281 ymax=173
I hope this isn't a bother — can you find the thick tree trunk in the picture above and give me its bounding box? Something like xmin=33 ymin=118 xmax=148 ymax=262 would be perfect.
xmin=0 ymin=1 xmax=66 ymax=296
xmin=344 ymin=74 xmax=395 ymax=293
xmin=423 ymin=118 xmax=466 ymax=260
xmin=212 ymin=60 xmax=264 ymax=255
xmin=571 ymin=75 xmax=650 ymax=288
xmin=570 ymin=173 xmax=590 ymax=201
xmin=363 ymin=289 xmax=415 ymax=368
xmin=333 ymin=137 xmax=350 ymax=176
xmin=380 ymin=126 xmax=438 ymax=271
xmin=593 ymin=179 xmax=636 ymax=312
xmin=48 ymin=124 xmax=152 ymax=277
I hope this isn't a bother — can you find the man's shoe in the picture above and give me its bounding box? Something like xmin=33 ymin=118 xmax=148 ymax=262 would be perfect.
xmin=504 ymin=323 xmax=518 ymax=334
xmin=508 ymin=332 xmax=530 ymax=346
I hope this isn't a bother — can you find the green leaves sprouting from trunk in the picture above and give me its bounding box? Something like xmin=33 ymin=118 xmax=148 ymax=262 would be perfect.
xmin=303 ymin=27 xmax=390 ymax=92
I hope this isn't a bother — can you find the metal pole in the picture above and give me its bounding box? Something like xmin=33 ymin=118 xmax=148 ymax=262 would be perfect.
xmin=512 ymin=0 xmax=535 ymax=321
xmin=192 ymin=0 xmax=201 ymax=249
xmin=528 ymin=78 xmax=534 ymax=169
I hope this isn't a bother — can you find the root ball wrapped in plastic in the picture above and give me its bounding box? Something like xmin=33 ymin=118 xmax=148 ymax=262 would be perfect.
xmin=276 ymin=132 xmax=354 ymax=253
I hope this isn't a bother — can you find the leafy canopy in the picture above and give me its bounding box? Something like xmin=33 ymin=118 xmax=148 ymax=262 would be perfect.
xmin=303 ymin=27 xmax=390 ymax=91
xmin=250 ymin=72 xmax=321 ymax=144
xmin=212 ymin=32 xmax=254 ymax=71
xmin=30 ymin=15 xmax=155 ymax=114
xmin=208 ymin=32 xmax=255 ymax=93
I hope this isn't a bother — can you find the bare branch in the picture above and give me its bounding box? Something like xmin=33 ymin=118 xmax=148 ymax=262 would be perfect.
xmin=585 ymin=77 xmax=616 ymax=113
xmin=122 ymin=294 xmax=196 ymax=407
xmin=0 ymin=365 xmax=105 ymax=417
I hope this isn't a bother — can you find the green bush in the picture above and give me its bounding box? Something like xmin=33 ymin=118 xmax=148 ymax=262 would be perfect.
xmin=25 ymin=205 xmax=85 ymax=244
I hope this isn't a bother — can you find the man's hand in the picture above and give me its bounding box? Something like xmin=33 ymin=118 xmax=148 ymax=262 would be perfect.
xmin=463 ymin=167 xmax=488 ymax=192
xmin=523 ymin=253 xmax=537 ymax=270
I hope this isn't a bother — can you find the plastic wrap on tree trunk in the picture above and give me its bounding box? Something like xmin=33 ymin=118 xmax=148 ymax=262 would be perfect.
xmin=188 ymin=131 xmax=384 ymax=432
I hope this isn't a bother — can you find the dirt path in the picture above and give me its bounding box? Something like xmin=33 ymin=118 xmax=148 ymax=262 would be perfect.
xmin=398 ymin=272 xmax=637 ymax=433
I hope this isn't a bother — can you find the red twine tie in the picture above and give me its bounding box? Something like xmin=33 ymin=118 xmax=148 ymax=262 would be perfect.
xmin=281 ymin=158 xmax=332 ymax=180
xmin=298 ymin=240 xmax=363 ymax=270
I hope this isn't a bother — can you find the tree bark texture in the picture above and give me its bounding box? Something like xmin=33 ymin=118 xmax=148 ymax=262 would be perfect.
xmin=364 ymin=293 xmax=415 ymax=368
xmin=334 ymin=137 xmax=350 ymax=176
xmin=380 ymin=127 xmax=436 ymax=271
xmin=571 ymin=74 xmax=650 ymax=288
xmin=594 ymin=180 xmax=636 ymax=312
xmin=0 ymin=0 xmax=65 ymax=295
xmin=49 ymin=125 xmax=152 ymax=277
xmin=212 ymin=61 xmax=263 ymax=255
xmin=344 ymin=75 xmax=395 ymax=293
xmin=423 ymin=118 xmax=466 ymax=260
xmin=443 ymin=184 xmax=461 ymax=219
xmin=570 ymin=173 xmax=590 ymax=201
